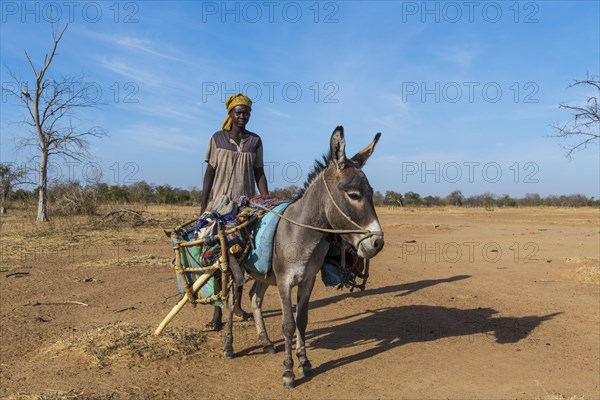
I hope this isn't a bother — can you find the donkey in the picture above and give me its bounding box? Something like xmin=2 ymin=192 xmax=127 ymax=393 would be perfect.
xmin=224 ymin=126 xmax=384 ymax=388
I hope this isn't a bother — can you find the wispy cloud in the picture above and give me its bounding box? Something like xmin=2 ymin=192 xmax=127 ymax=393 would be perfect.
xmin=120 ymin=124 xmax=203 ymax=154
xmin=266 ymin=108 xmax=292 ymax=118
xmin=112 ymin=37 xmax=181 ymax=61
xmin=84 ymin=31 xmax=183 ymax=62
xmin=372 ymin=94 xmax=412 ymax=129
xmin=134 ymin=103 xmax=203 ymax=124
xmin=1 ymin=2 xmax=597 ymax=196
xmin=99 ymin=57 xmax=161 ymax=86
xmin=437 ymin=45 xmax=477 ymax=69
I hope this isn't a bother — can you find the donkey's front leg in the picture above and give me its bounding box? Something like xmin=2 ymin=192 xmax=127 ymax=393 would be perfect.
xmin=278 ymin=282 xmax=296 ymax=388
xmin=223 ymin=284 xmax=235 ymax=359
xmin=295 ymin=276 xmax=316 ymax=377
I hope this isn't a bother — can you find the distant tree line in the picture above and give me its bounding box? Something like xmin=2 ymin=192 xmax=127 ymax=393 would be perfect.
xmin=374 ymin=190 xmax=598 ymax=208
xmin=3 ymin=181 xmax=598 ymax=216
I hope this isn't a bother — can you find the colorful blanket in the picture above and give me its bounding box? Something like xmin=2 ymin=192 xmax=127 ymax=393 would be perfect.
xmin=245 ymin=202 xmax=291 ymax=274
xmin=171 ymin=196 xmax=289 ymax=304
xmin=171 ymin=195 xmax=362 ymax=305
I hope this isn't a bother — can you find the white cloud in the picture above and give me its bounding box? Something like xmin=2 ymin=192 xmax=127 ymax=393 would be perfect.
xmin=84 ymin=31 xmax=183 ymax=62
xmin=372 ymin=94 xmax=412 ymax=129
xmin=437 ymin=46 xmax=477 ymax=69
xmin=119 ymin=124 xmax=203 ymax=154
xmin=266 ymin=108 xmax=292 ymax=118
xmin=99 ymin=57 xmax=161 ymax=86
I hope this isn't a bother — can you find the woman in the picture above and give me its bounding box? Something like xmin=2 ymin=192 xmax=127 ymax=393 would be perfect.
xmin=201 ymin=93 xmax=268 ymax=331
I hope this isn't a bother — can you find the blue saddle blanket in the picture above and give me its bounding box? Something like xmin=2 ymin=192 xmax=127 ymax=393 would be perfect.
xmin=245 ymin=202 xmax=291 ymax=274
xmin=243 ymin=201 xmax=342 ymax=287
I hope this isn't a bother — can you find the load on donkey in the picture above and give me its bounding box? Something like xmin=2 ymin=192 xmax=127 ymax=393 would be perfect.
xmin=155 ymin=126 xmax=384 ymax=387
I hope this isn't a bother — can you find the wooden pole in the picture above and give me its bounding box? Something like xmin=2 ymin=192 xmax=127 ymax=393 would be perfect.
xmin=154 ymin=269 xmax=216 ymax=336
xmin=173 ymin=244 xmax=196 ymax=303
xmin=218 ymin=229 xmax=230 ymax=299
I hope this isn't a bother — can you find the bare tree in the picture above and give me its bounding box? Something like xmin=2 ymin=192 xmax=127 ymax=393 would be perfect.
xmin=552 ymin=78 xmax=600 ymax=159
xmin=3 ymin=23 xmax=106 ymax=221
xmin=0 ymin=163 xmax=27 ymax=214
xmin=446 ymin=190 xmax=464 ymax=206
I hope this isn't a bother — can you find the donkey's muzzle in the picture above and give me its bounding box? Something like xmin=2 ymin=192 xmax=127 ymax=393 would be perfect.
xmin=357 ymin=234 xmax=384 ymax=259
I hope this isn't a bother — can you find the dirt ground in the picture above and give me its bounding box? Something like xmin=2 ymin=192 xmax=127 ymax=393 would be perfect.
xmin=1 ymin=206 xmax=598 ymax=399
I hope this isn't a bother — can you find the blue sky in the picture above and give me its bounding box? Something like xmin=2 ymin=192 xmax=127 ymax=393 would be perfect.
xmin=1 ymin=1 xmax=599 ymax=197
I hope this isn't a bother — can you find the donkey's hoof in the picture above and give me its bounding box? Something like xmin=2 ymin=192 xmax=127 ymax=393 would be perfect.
xmin=282 ymin=376 xmax=295 ymax=388
xmin=282 ymin=371 xmax=295 ymax=388
xmin=300 ymin=362 xmax=312 ymax=377
xmin=263 ymin=344 xmax=276 ymax=354
xmin=224 ymin=350 xmax=234 ymax=359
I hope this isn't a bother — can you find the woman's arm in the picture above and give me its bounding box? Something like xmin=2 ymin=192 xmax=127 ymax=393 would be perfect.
xmin=201 ymin=164 xmax=216 ymax=213
xmin=254 ymin=167 xmax=269 ymax=196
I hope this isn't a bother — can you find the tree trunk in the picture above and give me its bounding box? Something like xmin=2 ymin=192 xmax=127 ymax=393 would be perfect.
xmin=1 ymin=185 xmax=7 ymax=214
xmin=37 ymin=149 xmax=49 ymax=222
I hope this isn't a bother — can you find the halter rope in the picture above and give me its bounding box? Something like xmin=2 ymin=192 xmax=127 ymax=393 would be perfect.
xmin=247 ymin=201 xmax=365 ymax=234
xmin=248 ymin=171 xmax=384 ymax=240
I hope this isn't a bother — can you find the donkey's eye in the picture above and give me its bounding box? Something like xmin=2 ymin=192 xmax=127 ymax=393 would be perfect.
xmin=347 ymin=192 xmax=362 ymax=201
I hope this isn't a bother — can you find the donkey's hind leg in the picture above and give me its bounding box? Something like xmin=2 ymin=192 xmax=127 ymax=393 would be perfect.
xmin=249 ymin=281 xmax=275 ymax=354
xmin=223 ymin=284 xmax=236 ymax=359
xmin=295 ymin=276 xmax=316 ymax=377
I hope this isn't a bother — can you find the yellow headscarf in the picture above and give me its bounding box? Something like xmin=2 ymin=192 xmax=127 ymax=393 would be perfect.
xmin=221 ymin=93 xmax=252 ymax=131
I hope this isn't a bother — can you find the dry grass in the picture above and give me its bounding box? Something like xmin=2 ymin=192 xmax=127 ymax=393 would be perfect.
xmin=7 ymin=394 xmax=86 ymax=400
xmin=534 ymin=381 xmax=586 ymax=400
xmin=42 ymin=322 xmax=207 ymax=368
xmin=6 ymin=392 xmax=119 ymax=400
xmin=564 ymin=257 xmax=600 ymax=284
xmin=574 ymin=266 xmax=600 ymax=284
xmin=535 ymin=392 xmax=584 ymax=399
xmin=565 ymin=256 xmax=599 ymax=264
xmin=0 ymin=264 xmax=30 ymax=272
xmin=0 ymin=205 xmax=193 ymax=268
xmin=79 ymin=254 xmax=171 ymax=268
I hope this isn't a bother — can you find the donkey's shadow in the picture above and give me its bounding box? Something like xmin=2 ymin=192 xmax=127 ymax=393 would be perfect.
xmin=235 ymin=275 xmax=472 ymax=357
xmin=259 ymin=274 xmax=472 ymax=318
xmin=237 ymin=275 xmax=559 ymax=386
xmin=298 ymin=305 xmax=559 ymax=385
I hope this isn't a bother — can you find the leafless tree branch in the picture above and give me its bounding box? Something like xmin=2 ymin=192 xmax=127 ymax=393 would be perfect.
xmin=1 ymin=22 xmax=106 ymax=221
xmin=551 ymin=77 xmax=600 ymax=159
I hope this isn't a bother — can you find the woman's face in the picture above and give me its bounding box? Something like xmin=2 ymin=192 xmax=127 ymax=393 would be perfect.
xmin=230 ymin=105 xmax=251 ymax=129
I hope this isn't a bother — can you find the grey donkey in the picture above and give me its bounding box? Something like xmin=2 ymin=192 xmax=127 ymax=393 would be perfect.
xmin=224 ymin=126 xmax=384 ymax=388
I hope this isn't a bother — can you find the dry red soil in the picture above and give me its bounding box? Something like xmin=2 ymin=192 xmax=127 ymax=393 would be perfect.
xmin=1 ymin=207 xmax=598 ymax=399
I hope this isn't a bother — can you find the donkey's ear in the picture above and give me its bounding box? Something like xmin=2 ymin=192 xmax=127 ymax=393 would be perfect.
xmin=351 ymin=132 xmax=381 ymax=168
xmin=329 ymin=126 xmax=346 ymax=170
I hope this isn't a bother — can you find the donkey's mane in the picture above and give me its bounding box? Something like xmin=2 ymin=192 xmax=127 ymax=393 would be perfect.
xmin=295 ymin=152 xmax=330 ymax=200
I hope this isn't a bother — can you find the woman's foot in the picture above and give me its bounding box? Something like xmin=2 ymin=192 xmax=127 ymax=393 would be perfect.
xmin=205 ymin=320 xmax=223 ymax=331
xmin=206 ymin=306 xmax=223 ymax=331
